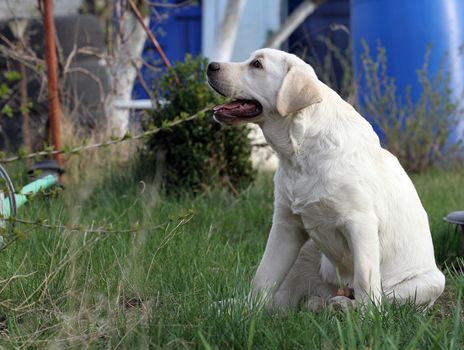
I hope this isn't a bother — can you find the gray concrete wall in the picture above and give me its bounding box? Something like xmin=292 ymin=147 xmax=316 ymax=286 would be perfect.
xmin=0 ymin=0 xmax=82 ymax=20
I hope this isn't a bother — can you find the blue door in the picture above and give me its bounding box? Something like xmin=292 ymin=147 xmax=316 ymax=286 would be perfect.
xmin=132 ymin=1 xmax=202 ymax=100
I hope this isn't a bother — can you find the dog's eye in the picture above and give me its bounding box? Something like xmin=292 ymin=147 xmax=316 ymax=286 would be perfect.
xmin=251 ymin=59 xmax=263 ymax=69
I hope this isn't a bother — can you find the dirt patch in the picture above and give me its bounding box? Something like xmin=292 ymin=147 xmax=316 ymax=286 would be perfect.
xmin=433 ymin=284 xmax=463 ymax=321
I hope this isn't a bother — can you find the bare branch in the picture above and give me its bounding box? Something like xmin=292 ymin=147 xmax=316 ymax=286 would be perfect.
xmin=146 ymin=0 xmax=197 ymax=8
xmin=65 ymin=67 xmax=106 ymax=103
xmin=130 ymin=57 xmax=157 ymax=103
xmin=0 ymin=42 xmax=44 ymax=73
xmin=265 ymin=0 xmax=326 ymax=49
xmin=0 ymin=106 xmax=211 ymax=164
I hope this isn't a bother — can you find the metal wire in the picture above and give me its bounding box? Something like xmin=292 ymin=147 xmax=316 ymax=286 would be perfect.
xmin=0 ymin=164 xmax=17 ymax=219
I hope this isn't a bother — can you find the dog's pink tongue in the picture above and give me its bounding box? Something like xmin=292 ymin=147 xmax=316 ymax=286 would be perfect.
xmin=214 ymin=101 xmax=245 ymax=112
xmin=221 ymin=101 xmax=242 ymax=110
xmin=213 ymin=100 xmax=258 ymax=116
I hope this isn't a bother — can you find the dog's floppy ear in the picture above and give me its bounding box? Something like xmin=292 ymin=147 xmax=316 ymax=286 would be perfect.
xmin=276 ymin=65 xmax=322 ymax=116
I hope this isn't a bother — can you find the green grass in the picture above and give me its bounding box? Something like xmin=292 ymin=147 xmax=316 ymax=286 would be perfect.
xmin=0 ymin=165 xmax=463 ymax=349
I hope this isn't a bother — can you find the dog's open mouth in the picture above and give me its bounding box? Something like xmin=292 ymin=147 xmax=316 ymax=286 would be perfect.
xmin=213 ymin=99 xmax=263 ymax=124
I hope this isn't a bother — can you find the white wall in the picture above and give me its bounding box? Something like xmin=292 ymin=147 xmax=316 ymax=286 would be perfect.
xmin=0 ymin=0 xmax=82 ymax=21
xmin=202 ymin=0 xmax=281 ymax=61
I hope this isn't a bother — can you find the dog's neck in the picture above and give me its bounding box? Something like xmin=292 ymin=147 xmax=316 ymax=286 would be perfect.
xmin=259 ymin=91 xmax=381 ymax=170
xmin=259 ymin=110 xmax=311 ymax=166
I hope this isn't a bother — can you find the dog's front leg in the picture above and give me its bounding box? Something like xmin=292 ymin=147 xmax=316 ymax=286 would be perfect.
xmin=252 ymin=205 xmax=307 ymax=307
xmin=346 ymin=216 xmax=382 ymax=307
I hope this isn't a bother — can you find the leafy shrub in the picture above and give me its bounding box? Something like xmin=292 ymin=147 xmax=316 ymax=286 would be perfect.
xmin=359 ymin=41 xmax=462 ymax=173
xmin=141 ymin=55 xmax=255 ymax=194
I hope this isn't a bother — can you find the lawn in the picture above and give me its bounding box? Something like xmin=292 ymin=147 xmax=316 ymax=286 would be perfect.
xmin=0 ymin=164 xmax=463 ymax=349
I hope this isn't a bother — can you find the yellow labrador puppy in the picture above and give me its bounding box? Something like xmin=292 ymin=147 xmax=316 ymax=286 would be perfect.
xmin=207 ymin=48 xmax=445 ymax=310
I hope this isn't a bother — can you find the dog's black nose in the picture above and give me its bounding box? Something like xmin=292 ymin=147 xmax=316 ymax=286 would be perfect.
xmin=208 ymin=62 xmax=220 ymax=72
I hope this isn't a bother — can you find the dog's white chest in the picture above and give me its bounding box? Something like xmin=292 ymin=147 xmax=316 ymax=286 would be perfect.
xmin=279 ymin=170 xmax=354 ymax=274
xmin=300 ymin=203 xmax=354 ymax=279
xmin=282 ymin=170 xmax=329 ymax=216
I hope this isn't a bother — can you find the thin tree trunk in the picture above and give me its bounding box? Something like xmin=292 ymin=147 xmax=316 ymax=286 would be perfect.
xmin=105 ymin=6 xmax=148 ymax=135
xmin=211 ymin=0 xmax=246 ymax=61
xmin=266 ymin=0 xmax=324 ymax=49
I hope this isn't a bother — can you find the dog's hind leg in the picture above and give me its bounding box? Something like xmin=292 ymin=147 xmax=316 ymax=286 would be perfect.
xmin=383 ymin=268 xmax=445 ymax=307
xmin=272 ymin=239 xmax=337 ymax=310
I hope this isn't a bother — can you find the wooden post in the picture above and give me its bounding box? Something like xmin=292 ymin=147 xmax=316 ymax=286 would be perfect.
xmin=42 ymin=0 xmax=64 ymax=180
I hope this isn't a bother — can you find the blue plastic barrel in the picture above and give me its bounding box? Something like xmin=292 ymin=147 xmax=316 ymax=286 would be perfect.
xmin=351 ymin=0 xmax=464 ymax=141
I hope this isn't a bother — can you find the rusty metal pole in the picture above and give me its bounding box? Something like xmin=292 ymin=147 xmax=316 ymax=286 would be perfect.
xmin=42 ymin=0 xmax=64 ymax=180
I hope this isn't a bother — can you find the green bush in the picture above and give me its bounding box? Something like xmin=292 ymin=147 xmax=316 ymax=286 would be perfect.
xmin=141 ymin=55 xmax=255 ymax=194
xmin=0 ymin=70 xmax=22 ymax=118
xmin=359 ymin=41 xmax=462 ymax=173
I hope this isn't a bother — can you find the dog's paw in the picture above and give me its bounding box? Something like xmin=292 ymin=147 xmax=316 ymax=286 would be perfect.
xmin=306 ymin=296 xmax=326 ymax=313
xmin=327 ymin=296 xmax=356 ymax=312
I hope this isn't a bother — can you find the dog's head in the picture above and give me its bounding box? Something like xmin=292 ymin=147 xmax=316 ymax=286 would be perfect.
xmin=207 ymin=48 xmax=322 ymax=125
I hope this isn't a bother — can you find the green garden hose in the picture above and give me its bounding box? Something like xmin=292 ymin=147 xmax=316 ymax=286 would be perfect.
xmin=1 ymin=174 xmax=59 ymax=218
